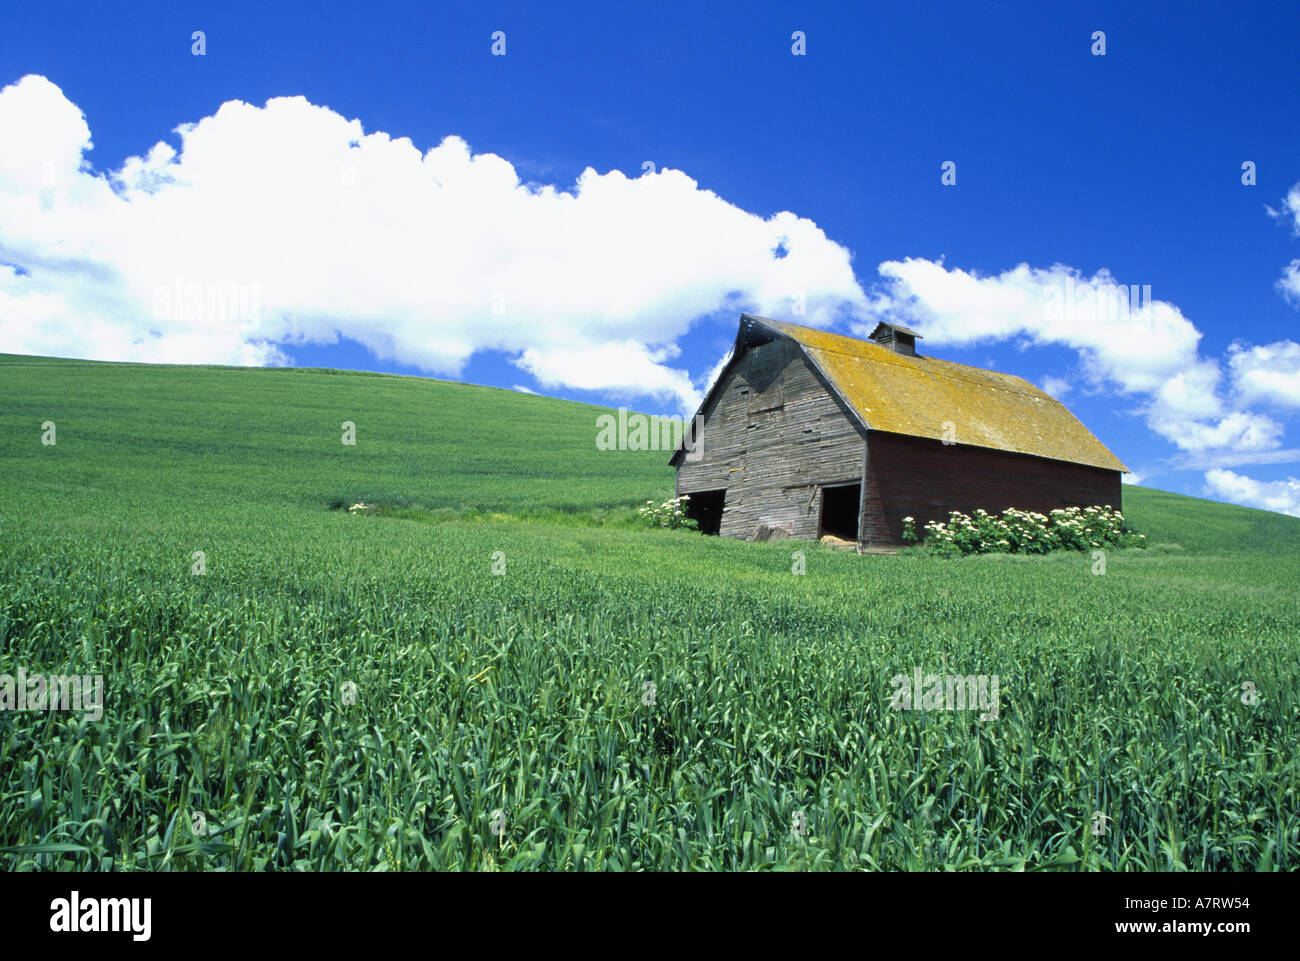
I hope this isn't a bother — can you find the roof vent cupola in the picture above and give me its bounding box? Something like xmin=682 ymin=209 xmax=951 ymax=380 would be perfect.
xmin=869 ymin=322 xmax=922 ymax=357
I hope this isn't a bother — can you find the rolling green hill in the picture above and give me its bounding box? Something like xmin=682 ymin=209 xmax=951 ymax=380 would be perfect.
xmin=1 ymin=353 xmax=1297 ymax=871
xmin=0 ymin=354 xmax=670 ymax=517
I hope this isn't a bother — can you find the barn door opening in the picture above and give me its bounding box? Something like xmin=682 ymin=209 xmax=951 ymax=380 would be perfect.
xmin=684 ymin=489 xmax=725 ymax=535
xmin=819 ymin=483 xmax=861 ymax=541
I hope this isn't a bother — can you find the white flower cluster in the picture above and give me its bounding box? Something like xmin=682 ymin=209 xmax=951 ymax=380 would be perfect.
xmin=903 ymin=504 xmax=1143 ymax=556
xmin=637 ymin=495 xmax=695 ymax=529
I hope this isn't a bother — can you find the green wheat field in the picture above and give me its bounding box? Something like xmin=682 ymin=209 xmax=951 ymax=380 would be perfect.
xmin=1 ymin=353 xmax=1297 ymax=871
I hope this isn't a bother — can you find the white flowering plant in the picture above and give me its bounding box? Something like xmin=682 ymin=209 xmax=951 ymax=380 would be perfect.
xmin=902 ymin=505 xmax=1144 ymax=557
xmin=636 ymin=495 xmax=699 ymax=530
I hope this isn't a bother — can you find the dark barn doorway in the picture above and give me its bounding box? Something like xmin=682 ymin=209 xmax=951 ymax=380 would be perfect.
xmin=684 ymin=490 xmax=725 ymax=535
xmin=819 ymin=483 xmax=861 ymax=541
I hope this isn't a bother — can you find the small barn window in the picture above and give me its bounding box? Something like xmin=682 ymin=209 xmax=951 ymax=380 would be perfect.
xmin=819 ymin=483 xmax=861 ymax=541
xmin=684 ymin=490 xmax=726 ymax=535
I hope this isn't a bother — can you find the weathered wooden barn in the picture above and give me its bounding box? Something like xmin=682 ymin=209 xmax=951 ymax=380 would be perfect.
xmin=669 ymin=313 xmax=1128 ymax=547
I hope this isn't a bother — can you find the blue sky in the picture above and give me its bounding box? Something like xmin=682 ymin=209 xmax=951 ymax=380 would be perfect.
xmin=2 ymin=1 xmax=1300 ymax=513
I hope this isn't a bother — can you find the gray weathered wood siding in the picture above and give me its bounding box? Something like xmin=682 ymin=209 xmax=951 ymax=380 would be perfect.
xmin=675 ymin=337 xmax=865 ymax=538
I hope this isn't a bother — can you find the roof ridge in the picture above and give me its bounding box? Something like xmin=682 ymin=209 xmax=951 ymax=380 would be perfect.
xmin=749 ymin=314 xmax=1047 ymax=397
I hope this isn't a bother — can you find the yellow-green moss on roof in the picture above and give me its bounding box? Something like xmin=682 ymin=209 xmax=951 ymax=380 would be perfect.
xmin=743 ymin=314 xmax=1128 ymax=472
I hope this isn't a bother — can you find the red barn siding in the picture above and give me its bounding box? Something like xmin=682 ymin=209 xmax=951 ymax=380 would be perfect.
xmin=860 ymin=431 xmax=1123 ymax=546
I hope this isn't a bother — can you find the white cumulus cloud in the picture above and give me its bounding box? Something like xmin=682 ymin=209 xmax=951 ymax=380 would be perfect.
xmin=0 ymin=74 xmax=869 ymax=413
xmin=1277 ymin=260 xmax=1300 ymax=305
xmin=1268 ymin=183 xmax=1300 ymax=303
xmin=1228 ymin=339 xmax=1300 ymax=409
xmin=1204 ymin=469 xmax=1300 ymax=517
xmin=1267 ymin=182 xmax=1300 ymax=235
xmin=1040 ymin=375 xmax=1071 ymax=399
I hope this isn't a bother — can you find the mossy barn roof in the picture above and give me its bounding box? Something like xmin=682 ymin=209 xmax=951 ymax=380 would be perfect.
xmin=720 ymin=314 xmax=1127 ymax=473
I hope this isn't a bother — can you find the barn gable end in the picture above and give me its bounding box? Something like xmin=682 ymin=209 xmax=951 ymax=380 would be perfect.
xmin=672 ymin=332 xmax=865 ymax=540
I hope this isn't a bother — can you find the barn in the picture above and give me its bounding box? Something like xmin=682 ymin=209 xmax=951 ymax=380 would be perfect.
xmin=669 ymin=313 xmax=1128 ymax=547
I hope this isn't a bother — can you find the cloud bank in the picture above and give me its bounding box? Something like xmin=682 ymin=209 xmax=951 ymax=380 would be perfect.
xmin=1205 ymin=469 xmax=1300 ymax=518
xmin=0 ymin=74 xmax=868 ymax=413
xmin=1270 ymin=183 xmax=1300 ymax=303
